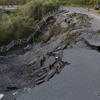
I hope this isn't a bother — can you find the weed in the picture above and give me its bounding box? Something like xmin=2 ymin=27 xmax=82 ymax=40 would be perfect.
xmin=35 ymin=36 xmax=44 ymax=43
xmin=61 ymin=28 xmax=71 ymax=43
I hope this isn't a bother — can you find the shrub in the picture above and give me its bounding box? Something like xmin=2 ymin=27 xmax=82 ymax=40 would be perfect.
xmin=0 ymin=0 xmax=59 ymax=46
xmin=0 ymin=13 xmax=37 ymax=46
xmin=21 ymin=0 xmax=59 ymax=20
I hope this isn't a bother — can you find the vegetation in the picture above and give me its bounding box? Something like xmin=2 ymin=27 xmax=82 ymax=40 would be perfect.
xmin=0 ymin=0 xmax=59 ymax=46
xmin=0 ymin=0 xmax=31 ymax=5
xmin=0 ymin=0 xmax=100 ymax=7
xmin=61 ymin=28 xmax=72 ymax=43
xmin=59 ymin=0 xmax=100 ymax=7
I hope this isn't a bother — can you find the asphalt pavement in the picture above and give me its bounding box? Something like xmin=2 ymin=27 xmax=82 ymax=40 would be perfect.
xmin=15 ymin=49 xmax=100 ymax=100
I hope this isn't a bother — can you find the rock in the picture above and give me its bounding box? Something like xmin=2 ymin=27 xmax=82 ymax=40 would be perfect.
xmin=42 ymin=30 xmax=50 ymax=40
xmin=40 ymin=56 xmax=45 ymax=66
xmin=85 ymin=40 xmax=100 ymax=47
xmin=65 ymin=18 xmax=72 ymax=24
xmin=63 ymin=10 xmax=69 ymax=14
xmin=0 ymin=76 xmax=15 ymax=92
xmin=44 ymin=68 xmax=56 ymax=81
xmin=54 ymin=50 xmax=63 ymax=60
xmin=33 ymin=55 xmax=45 ymax=69
xmin=36 ymin=73 xmax=47 ymax=82
xmin=0 ymin=64 xmax=8 ymax=72
xmin=36 ymin=79 xmax=45 ymax=85
xmin=54 ymin=63 xmax=61 ymax=74
xmin=0 ymin=94 xmax=4 ymax=99
xmin=0 ymin=57 xmax=8 ymax=64
xmin=72 ymin=18 xmax=78 ymax=24
xmin=84 ymin=34 xmax=100 ymax=47
xmin=52 ymin=51 xmax=60 ymax=55
xmin=42 ymin=56 xmax=55 ymax=71
xmin=0 ymin=56 xmax=4 ymax=59
xmin=6 ymin=86 xmax=17 ymax=91
xmin=23 ymin=44 xmax=33 ymax=51
xmin=37 ymin=70 xmax=47 ymax=77
xmin=55 ymin=46 xmax=62 ymax=51
xmin=61 ymin=44 xmax=67 ymax=50
xmin=55 ymin=45 xmax=67 ymax=51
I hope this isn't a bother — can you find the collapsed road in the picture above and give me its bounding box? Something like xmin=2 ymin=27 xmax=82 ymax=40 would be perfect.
xmin=1 ymin=7 xmax=100 ymax=100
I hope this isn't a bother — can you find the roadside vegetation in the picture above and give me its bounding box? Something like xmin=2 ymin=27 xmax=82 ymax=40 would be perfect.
xmin=61 ymin=28 xmax=72 ymax=43
xmin=0 ymin=0 xmax=99 ymax=6
xmin=59 ymin=0 xmax=99 ymax=7
xmin=0 ymin=0 xmax=59 ymax=46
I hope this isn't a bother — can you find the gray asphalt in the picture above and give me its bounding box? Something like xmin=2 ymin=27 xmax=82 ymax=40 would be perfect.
xmin=8 ymin=49 xmax=100 ymax=100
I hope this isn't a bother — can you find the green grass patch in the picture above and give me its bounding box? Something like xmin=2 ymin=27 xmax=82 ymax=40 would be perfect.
xmin=61 ymin=28 xmax=72 ymax=43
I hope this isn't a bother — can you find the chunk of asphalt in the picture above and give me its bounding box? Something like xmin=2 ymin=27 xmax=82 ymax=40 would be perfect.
xmin=36 ymin=79 xmax=45 ymax=85
xmin=84 ymin=34 xmax=100 ymax=47
xmin=41 ymin=56 xmax=55 ymax=71
xmin=36 ymin=73 xmax=47 ymax=82
xmin=44 ymin=68 xmax=56 ymax=81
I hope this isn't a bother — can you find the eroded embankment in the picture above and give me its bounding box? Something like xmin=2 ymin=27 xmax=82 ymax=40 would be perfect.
xmin=0 ymin=10 xmax=100 ymax=94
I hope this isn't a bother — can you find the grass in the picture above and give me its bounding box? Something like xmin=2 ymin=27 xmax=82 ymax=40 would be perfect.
xmin=60 ymin=2 xmax=94 ymax=8
xmin=76 ymin=14 xmax=82 ymax=22
xmin=62 ymin=27 xmax=68 ymax=33
xmin=61 ymin=28 xmax=72 ymax=43
xmin=35 ymin=36 xmax=44 ymax=43
xmin=35 ymin=32 xmax=45 ymax=43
